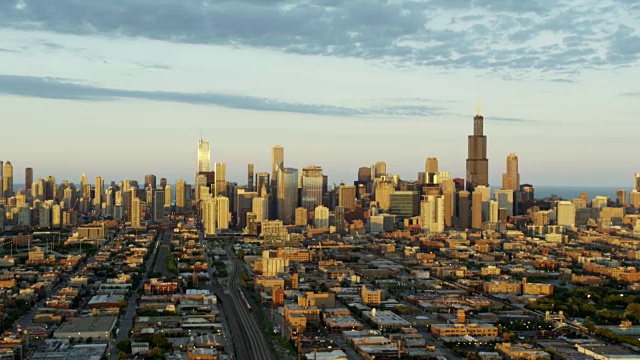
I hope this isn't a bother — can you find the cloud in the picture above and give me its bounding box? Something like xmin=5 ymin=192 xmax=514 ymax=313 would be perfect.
xmin=1 ymin=0 xmax=639 ymax=77
xmin=0 ymin=74 xmax=447 ymax=117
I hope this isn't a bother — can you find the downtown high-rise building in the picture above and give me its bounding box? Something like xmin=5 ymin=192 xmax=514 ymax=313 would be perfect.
xmin=202 ymin=197 xmax=216 ymax=236
xmin=374 ymin=161 xmax=387 ymax=178
xmin=175 ymin=179 xmax=186 ymax=214
xmin=252 ymin=197 xmax=268 ymax=222
xmin=272 ymin=145 xmax=284 ymax=182
xmin=557 ymin=201 xmax=576 ymax=228
xmin=216 ymin=196 xmax=230 ymax=230
xmin=198 ymin=139 xmax=211 ymax=172
xmin=501 ymin=153 xmax=520 ymax=191
xmin=215 ymin=162 xmax=227 ymax=196
xmin=420 ymin=195 xmax=444 ymax=233
xmin=635 ymin=173 xmax=640 ymax=192
xmin=144 ymin=174 xmax=157 ymax=190
xmin=314 ymin=205 xmax=329 ymax=228
xmin=25 ymin=167 xmax=33 ymax=191
xmin=247 ymin=164 xmax=255 ymax=192
xmin=425 ymin=157 xmax=438 ymax=184
xmin=153 ymin=190 xmax=165 ymax=221
xmin=164 ymin=184 xmax=172 ymax=207
xmin=2 ymin=161 xmax=13 ymax=198
xmin=339 ymin=184 xmax=357 ymax=210
xmin=466 ymin=110 xmax=489 ymax=191
xmin=301 ymin=166 xmax=323 ymax=211
xmin=256 ymin=172 xmax=270 ymax=198
xmin=131 ymin=196 xmax=141 ymax=227
xmin=94 ymin=176 xmax=104 ymax=206
xmin=277 ymin=167 xmax=298 ymax=224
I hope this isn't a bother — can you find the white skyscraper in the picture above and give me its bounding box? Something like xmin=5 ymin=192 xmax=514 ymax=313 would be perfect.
xmin=203 ymin=197 xmax=217 ymax=236
xmin=252 ymin=197 xmax=268 ymax=222
xmin=314 ymin=205 xmax=329 ymax=228
xmin=557 ymin=201 xmax=576 ymax=228
xmin=420 ymin=195 xmax=444 ymax=233
xmin=216 ymin=196 xmax=230 ymax=230
xmin=198 ymin=139 xmax=211 ymax=172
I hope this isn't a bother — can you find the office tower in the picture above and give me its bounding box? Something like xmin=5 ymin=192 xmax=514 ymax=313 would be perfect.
xmin=420 ymin=195 xmax=444 ymax=233
xmin=144 ymin=174 xmax=157 ymax=190
xmin=592 ymin=196 xmax=608 ymax=209
xmin=314 ymin=205 xmax=329 ymax=228
xmin=358 ymin=167 xmax=372 ymax=183
xmin=335 ymin=206 xmax=346 ymax=233
xmin=337 ymin=184 xmax=356 ymax=211
xmin=0 ymin=160 xmax=3 ymax=198
xmin=94 ymin=176 xmax=104 ymax=206
xmin=301 ymin=166 xmax=323 ymax=211
xmin=390 ymin=191 xmax=420 ymax=219
xmin=458 ymin=190 xmax=470 ymax=229
xmin=277 ymin=167 xmax=298 ymax=224
xmin=248 ymin=164 xmax=255 ymax=191
xmin=557 ymin=201 xmax=576 ymax=227
xmin=2 ymin=161 xmax=13 ymax=198
xmin=202 ymin=197 xmax=216 ymax=236
xmin=153 ymin=190 xmax=165 ymax=221
xmin=164 ymin=185 xmax=172 ymax=207
xmin=630 ymin=190 xmax=640 ymax=208
xmin=175 ymin=180 xmax=186 ymax=214
xmin=252 ymin=197 xmax=268 ymax=222
xmin=501 ymin=153 xmax=520 ymax=191
xmin=159 ymin=178 xmax=167 ymax=190
xmin=494 ymin=189 xmax=514 ymax=217
xmin=39 ymin=203 xmax=51 ymax=228
xmin=471 ymin=189 xmax=483 ymax=229
xmin=131 ymin=197 xmax=141 ymax=227
xmin=198 ymin=139 xmax=211 ymax=172
xmin=80 ymin=173 xmax=88 ymax=188
xmin=571 ymin=198 xmax=588 ymax=209
xmin=63 ymin=187 xmax=73 ymax=209
xmin=375 ymin=179 xmax=395 ymax=211
xmin=425 ymin=157 xmax=438 ymax=184
xmin=216 ymin=196 xmax=230 ymax=230
xmin=25 ymin=167 xmax=33 ymax=191
xmin=489 ymin=200 xmax=499 ymax=223
xmin=616 ymin=190 xmax=627 ymax=207
xmin=52 ymin=204 xmax=62 ymax=227
xmin=236 ymin=191 xmax=257 ymax=229
xmin=635 ymin=173 xmax=640 ymax=192
xmin=256 ymin=172 xmax=270 ymax=198
xmin=45 ymin=176 xmax=56 ymax=201
xmin=15 ymin=191 xmax=26 ymax=207
xmin=195 ymin=174 xmax=208 ymax=201
xmin=374 ymin=162 xmax=387 ymax=178
xmin=215 ymin=162 xmax=227 ymax=196
xmin=442 ymin=190 xmax=455 ymax=227
xmin=466 ymin=109 xmax=489 ymax=191
xmin=295 ymin=207 xmax=308 ymax=226
xmin=272 ymin=145 xmax=284 ymax=181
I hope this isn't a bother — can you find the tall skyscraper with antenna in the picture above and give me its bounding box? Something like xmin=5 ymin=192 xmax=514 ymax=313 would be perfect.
xmin=466 ymin=106 xmax=489 ymax=192
xmin=198 ymin=139 xmax=211 ymax=172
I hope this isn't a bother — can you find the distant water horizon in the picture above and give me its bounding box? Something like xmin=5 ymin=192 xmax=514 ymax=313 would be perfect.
xmin=533 ymin=186 xmax=632 ymax=200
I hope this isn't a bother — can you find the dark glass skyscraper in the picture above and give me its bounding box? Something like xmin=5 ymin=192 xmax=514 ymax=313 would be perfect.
xmin=466 ymin=110 xmax=489 ymax=192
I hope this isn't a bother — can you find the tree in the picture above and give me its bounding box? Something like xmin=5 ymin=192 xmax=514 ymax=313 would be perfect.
xmin=117 ymin=339 xmax=131 ymax=353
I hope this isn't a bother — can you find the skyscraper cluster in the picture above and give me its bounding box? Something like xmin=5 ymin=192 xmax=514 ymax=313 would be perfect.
xmin=1 ymin=108 xmax=639 ymax=235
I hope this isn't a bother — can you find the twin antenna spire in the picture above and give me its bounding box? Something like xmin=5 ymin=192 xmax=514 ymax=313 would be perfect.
xmin=476 ymin=97 xmax=482 ymax=116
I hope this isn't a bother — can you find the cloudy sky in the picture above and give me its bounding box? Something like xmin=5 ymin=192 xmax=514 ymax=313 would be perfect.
xmin=1 ymin=0 xmax=639 ymax=187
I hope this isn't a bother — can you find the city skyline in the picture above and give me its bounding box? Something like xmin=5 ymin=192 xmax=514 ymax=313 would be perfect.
xmin=1 ymin=1 xmax=640 ymax=187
